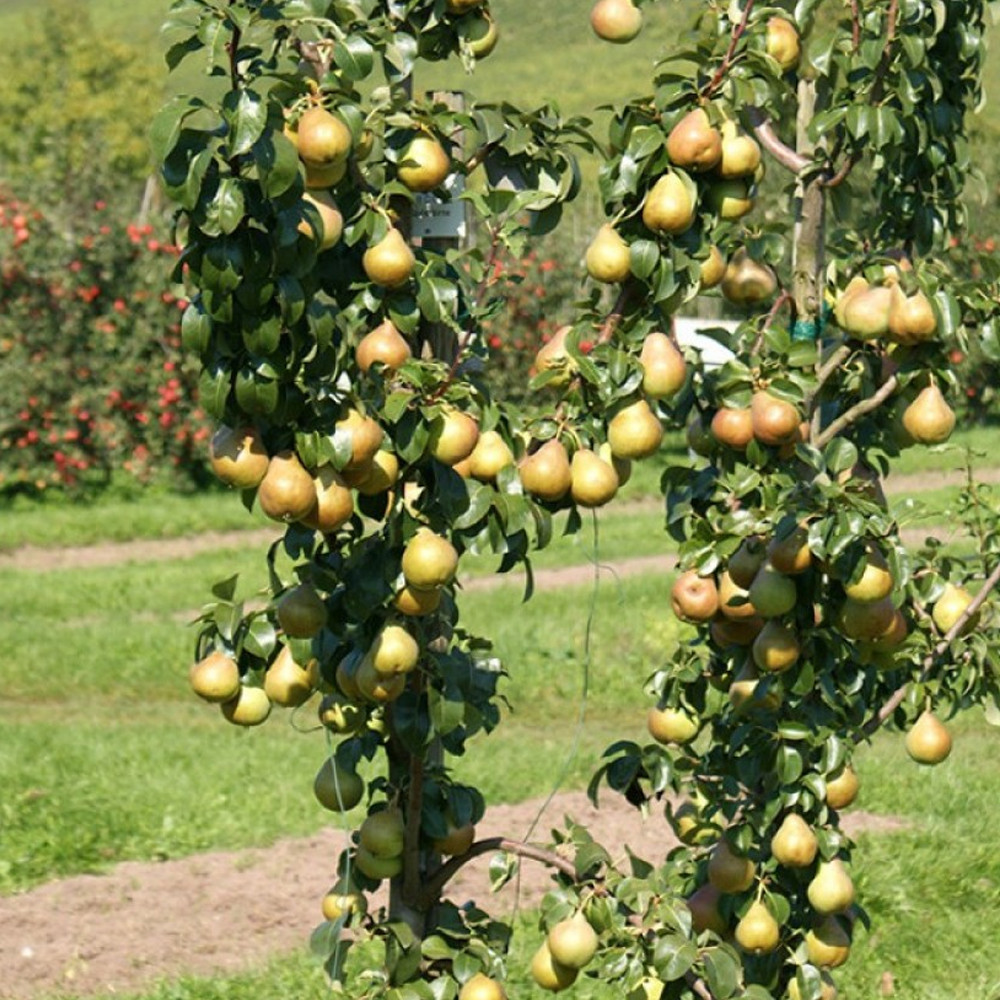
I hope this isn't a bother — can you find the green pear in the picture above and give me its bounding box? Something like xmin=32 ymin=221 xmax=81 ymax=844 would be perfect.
xmin=905 ymin=710 xmax=952 ymax=764
xmin=397 ymin=134 xmax=450 ymax=192
xmin=707 ymin=839 xmax=755 ymax=893
xmin=932 ymin=582 xmax=978 ymax=634
xmin=706 ymin=179 xmax=754 ymax=220
xmin=585 ymin=223 xmax=632 ymax=283
xmin=747 ymin=564 xmax=797 ymax=618
xmin=295 ymin=106 xmax=352 ymax=167
xmin=519 ymin=439 xmax=572 ymax=501
xmin=717 ymin=120 xmax=761 ymax=179
xmin=843 ymin=543 xmax=894 ymax=602
xmin=825 ymin=765 xmax=860 ymax=810
xmin=642 ymin=173 xmax=696 ymax=235
xmin=263 ymin=645 xmax=313 ymax=707
xmin=686 ymin=883 xmax=727 ymax=935
xmin=546 ymin=912 xmax=599 ymax=970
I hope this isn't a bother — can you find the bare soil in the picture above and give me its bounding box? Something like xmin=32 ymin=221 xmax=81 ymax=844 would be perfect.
xmin=0 ymin=789 xmax=906 ymax=1000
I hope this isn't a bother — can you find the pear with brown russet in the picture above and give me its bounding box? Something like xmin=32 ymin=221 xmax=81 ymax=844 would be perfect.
xmin=363 ymin=228 xmax=415 ymax=288
xmin=589 ymin=0 xmax=642 ymax=43
xmin=296 ymin=106 xmax=352 ymax=167
xmin=642 ymin=172 xmax=696 ymax=235
xmin=751 ymin=390 xmax=801 ymax=447
xmin=190 ymin=650 xmax=241 ymax=703
xmin=356 ymin=319 xmax=411 ymax=373
xmin=585 ymin=224 xmax=632 ymax=283
xmin=258 ymin=451 xmax=317 ymax=522
xmin=607 ymin=399 xmax=664 ymax=459
xmin=336 ymin=409 xmax=384 ymax=470
xmin=301 ymin=465 xmax=354 ymax=533
xmin=533 ymin=325 xmax=575 ymax=385
xmin=720 ymin=249 xmax=777 ymax=306
xmin=276 ymin=583 xmax=327 ymax=638
xmin=752 ymin=619 xmax=800 ymax=673
xmin=570 ymin=448 xmax=619 ymax=508
xmin=210 ymin=425 xmax=269 ymax=488
xmin=905 ymin=710 xmax=952 ymax=764
xmin=666 ymin=108 xmax=722 ymax=172
xmin=429 ymin=408 xmax=480 ymax=466
xmin=640 ymin=332 xmax=687 ymax=399
xmin=671 ymin=570 xmax=719 ymax=623
xmin=825 ymin=765 xmax=860 ymax=810
xmin=711 ymin=407 xmax=753 ymax=450
xmin=686 ymin=883 xmax=727 ymax=935
xmin=707 ymin=839 xmax=755 ymax=893
xmin=902 ymin=383 xmax=955 ymax=444
xmin=770 ymin=813 xmax=818 ymax=868
xmin=264 ymin=645 xmax=314 ymax=707
xmin=519 ymin=438 xmax=572 ymax=501
xmin=299 ymin=190 xmax=343 ymax=249
xmin=840 ymin=281 xmax=892 ymax=340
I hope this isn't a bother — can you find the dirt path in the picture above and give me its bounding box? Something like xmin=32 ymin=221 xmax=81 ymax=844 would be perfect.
xmin=0 ymin=789 xmax=905 ymax=1000
xmin=3 ymin=466 xmax=996 ymax=575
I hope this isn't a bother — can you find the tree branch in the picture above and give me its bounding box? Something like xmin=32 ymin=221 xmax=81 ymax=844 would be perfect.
xmin=747 ymin=107 xmax=811 ymax=174
xmin=597 ymin=282 xmax=640 ymax=345
xmin=861 ymin=558 xmax=1000 ymax=739
xmin=702 ymin=0 xmax=756 ymax=99
xmin=807 ymin=344 xmax=852 ymax=406
xmin=813 ymin=374 xmax=899 ymax=449
xmin=417 ymin=837 xmax=580 ymax=909
xmin=849 ymin=0 xmax=861 ymax=51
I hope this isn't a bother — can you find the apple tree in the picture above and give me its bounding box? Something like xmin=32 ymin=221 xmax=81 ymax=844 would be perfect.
xmin=155 ymin=1 xmax=1000 ymax=998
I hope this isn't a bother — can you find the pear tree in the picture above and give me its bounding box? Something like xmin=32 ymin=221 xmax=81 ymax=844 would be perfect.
xmin=156 ymin=1 xmax=1000 ymax=998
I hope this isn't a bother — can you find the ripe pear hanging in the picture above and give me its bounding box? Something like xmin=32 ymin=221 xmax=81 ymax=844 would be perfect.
xmin=901 ymin=383 xmax=955 ymax=444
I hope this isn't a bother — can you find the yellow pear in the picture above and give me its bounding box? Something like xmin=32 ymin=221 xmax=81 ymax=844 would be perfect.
xmin=902 ymin=383 xmax=955 ymax=444
xmin=533 ymin=325 xmax=575 ymax=385
xmin=221 ymin=684 xmax=271 ymax=727
xmin=356 ymin=319 xmax=411 ymax=372
xmin=647 ymin=705 xmax=700 ymax=744
xmin=825 ymin=765 xmax=860 ymax=810
xmin=843 ymin=543 xmax=893 ymax=602
xmin=257 ymin=451 xmax=317 ymax=522
xmin=301 ymin=465 xmax=354 ymax=533
xmin=905 ymin=710 xmax=952 ymax=764
xmin=770 ymin=814 xmax=818 ymax=868
xmin=371 ymin=624 xmax=419 ymax=676
xmin=718 ymin=121 xmax=761 ymax=179
xmin=642 ymin=173 xmax=696 ymax=235
xmin=468 ymin=429 xmax=514 ymax=481
xmin=459 ymin=974 xmax=507 ymax=1000
xmin=752 ymin=620 xmax=800 ymax=673
xmin=734 ymin=901 xmax=780 ymax=955
xmin=806 ymin=915 xmax=851 ymax=969
xmin=264 ymin=645 xmax=314 ymax=707
xmin=355 ymin=654 xmax=407 ymax=704
xmin=304 ymin=158 xmax=347 ymax=190
xmin=589 ymin=0 xmax=642 ymax=43
xmin=699 ymin=245 xmax=726 ymax=289
xmin=402 ymin=529 xmax=458 ymax=591
xmin=586 ymin=223 xmax=632 ymax=283
xmin=519 ymin=438 xmax=572 ymax=501
xmin=839 ymin=595 xmax=897 ymax=640
xmin=833 ymin=274 xmax=869 ymax=327
xmin=751 ymin=391 xmax=801 ymax=447
xmin=807 ymin=859 xmax=855 ymax=915
xmin=720 ymin=249 xmax=777 ymax=306
xmin=363 ymin=228 xmax=415 ymax=288
xmin=766 ymin=16 xmax=801 ymax=72
xmin=932 ymin=582 xmax=977 ymax=635
xmin=397 ymin=134 xmax=450 ymax=192
xmin=707 ymin=840 xmax=755 ymax=893
xmin=607 ymin=399 xmax=664 ymax=459
xmin=394 ymin=584 xmax=442 ymax=617
xmin=717 ymin=570 xmax=757 ymax=620
xmin=640 ymin=332 xmax=687 ymax=399
xmin=546 ymin=912 xmax=599 ymax=970
xmin=530 ymin=940 xmax=578 ymax=991
xmin=707 ymin=179 xmax=754 ymax=220
xmin=209 ymin=425 xmax=269 ymax=488
xmin=336 ymin=408 xmax=384 ymax=470
xmin=321 ymin=889 xmax=367 ymax=922
xmin=295 ymin=106 xmax=352 ymax=167
xmin=299 ymin=190 xmax=343 ymax=250
xmin=670 ymin=797 xmax=720 ymax=846
xmin=570 ymin=448 xmax=619 ymax=507
xmin=429 ymin=408 xmax=480 ymax=466
xmin=841 ymin=283 xmax=892 ymax=340
xmin=189 ymin=650 xmax=240 ymax=703
xmin=888 ymin=284 xmax=937 ymax=345
xmin=355 ymin=449 xmax=399 ymax=496
xmin=666 ymin=108 xmax=722 ymax=173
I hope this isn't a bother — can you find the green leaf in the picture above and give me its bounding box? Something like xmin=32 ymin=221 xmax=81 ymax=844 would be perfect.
xmin=206 ymin=177 xmax=245 ymax=235
xmin=254 ymin=130 xmax=301 ymax=198
xmin=702 ymin=948 xmax=739 ymax=999
xmin=333 ymin=34 xmax=375 ymax=81
xmin=224 ymin=88 xmax=268 ymax=157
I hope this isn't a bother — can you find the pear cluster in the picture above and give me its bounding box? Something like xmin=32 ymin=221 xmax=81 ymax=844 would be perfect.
xmin=531 ymin=912 xmax=600 ymax=992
